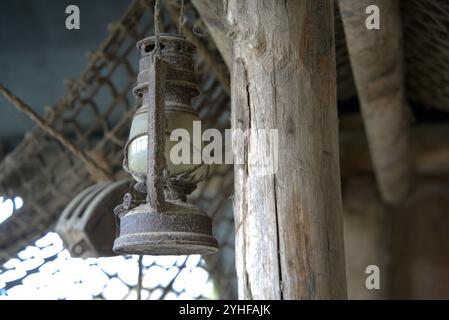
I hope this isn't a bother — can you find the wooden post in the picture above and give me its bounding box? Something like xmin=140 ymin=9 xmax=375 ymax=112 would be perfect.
xmin=338 ymin=0 xmax=411 ymax=205
xmin=226 ymin=0 xmax=347 ymax=299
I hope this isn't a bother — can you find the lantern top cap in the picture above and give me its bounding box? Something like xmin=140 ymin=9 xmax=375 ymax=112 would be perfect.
xmin=137 ymin=34 xmax=196 ymax=52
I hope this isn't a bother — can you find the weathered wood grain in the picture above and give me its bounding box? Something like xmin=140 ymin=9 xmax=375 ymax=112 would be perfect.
xmin=226 ymin=0 xmax=347 ymax=299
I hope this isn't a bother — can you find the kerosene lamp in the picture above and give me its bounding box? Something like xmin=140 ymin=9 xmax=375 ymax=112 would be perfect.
xmin=113 ymin=34 xmax=218 ymax=256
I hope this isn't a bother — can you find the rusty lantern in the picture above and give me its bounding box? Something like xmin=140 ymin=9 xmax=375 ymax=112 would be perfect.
xmin=113 ymin=34 xmax=218 ymax=256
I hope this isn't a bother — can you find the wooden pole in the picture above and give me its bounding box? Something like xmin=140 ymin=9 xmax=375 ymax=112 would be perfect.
xmin=226 ymin=0 xmax=347 ymax=299
xmin=338 ymin=0 xmax=411 ymax=205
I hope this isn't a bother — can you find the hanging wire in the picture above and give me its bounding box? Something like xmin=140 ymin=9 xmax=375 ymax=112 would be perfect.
xmin=178 ymin=0 xmax=185 ymax=35
xmin=137 ymin=255 xmax=143 ymax=300
xmin=154 ymin=0 xmax=161 ymax=55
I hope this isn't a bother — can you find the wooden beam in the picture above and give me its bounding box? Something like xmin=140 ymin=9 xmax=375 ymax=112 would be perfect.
xmin=191 ymin=0 xmax=231 ymax=68
xmin=338 ymin=0 xmax=411 ymax=205
xmin=226 ymin=0 xmax=347 ymax=299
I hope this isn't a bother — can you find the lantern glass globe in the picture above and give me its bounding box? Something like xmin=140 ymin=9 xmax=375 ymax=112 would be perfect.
xmin=127 ymin=105 xmax=204 ymax=183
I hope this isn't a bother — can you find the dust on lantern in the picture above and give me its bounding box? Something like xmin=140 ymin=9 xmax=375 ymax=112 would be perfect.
xmin=113 ymin=34 xmax=219 ymax=256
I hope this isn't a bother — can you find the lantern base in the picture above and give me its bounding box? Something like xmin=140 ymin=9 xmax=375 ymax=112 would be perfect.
xmin=113 ymin=200 xmax=218 ymax=256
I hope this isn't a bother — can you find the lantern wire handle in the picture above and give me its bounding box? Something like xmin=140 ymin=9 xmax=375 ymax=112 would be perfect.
xmin=178 ymin=0 xmax=185 ymax=35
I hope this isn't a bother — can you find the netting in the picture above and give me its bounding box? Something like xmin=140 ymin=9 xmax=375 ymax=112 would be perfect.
xmin=1 ymin=232 xmax=222 ymax=299
xmin=402 ymin=0 xmax=449 ymax=112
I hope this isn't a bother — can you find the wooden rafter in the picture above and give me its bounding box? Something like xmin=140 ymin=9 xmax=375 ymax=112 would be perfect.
xmin=338 ymin=0 xmax=412 ymax=205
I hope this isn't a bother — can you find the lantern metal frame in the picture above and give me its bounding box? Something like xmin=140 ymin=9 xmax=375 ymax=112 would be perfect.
xmin=113 ymin=34 xmax=219 ymax=256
